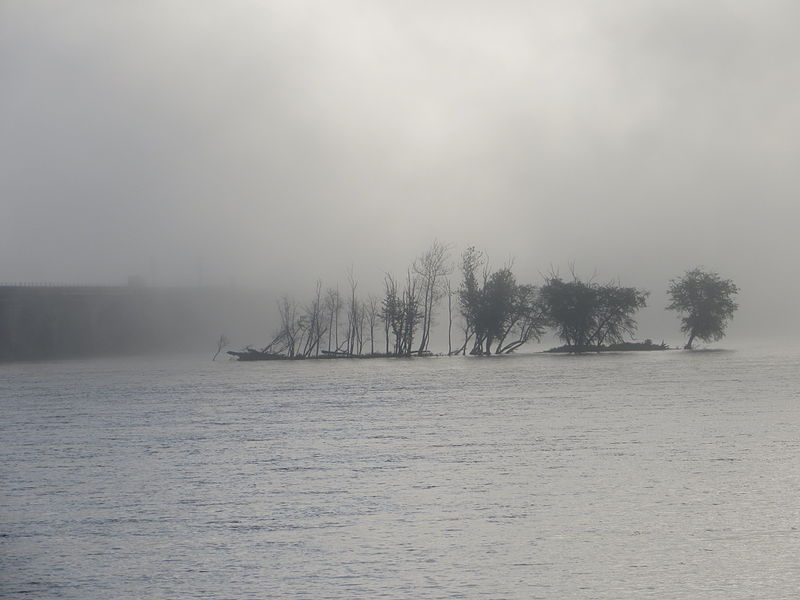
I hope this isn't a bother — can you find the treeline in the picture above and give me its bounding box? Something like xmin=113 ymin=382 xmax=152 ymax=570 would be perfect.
xmin=228 ymin=242 xmax=738 ymax=359
xmin=249 ymin=242 xmax=452 ymax=359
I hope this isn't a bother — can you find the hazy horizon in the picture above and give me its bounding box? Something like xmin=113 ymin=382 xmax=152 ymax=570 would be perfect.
xmin=3 ymin=1 xmax=799 ymax=342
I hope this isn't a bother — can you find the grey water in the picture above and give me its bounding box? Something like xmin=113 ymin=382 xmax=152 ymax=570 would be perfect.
xmin=2 ymin=345 xmax=800 ymax=599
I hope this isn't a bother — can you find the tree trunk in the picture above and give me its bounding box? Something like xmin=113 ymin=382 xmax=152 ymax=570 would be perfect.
xmin=447 ymin=282 xmax=452 ymax=356
xmin=685 ymin=332 xmax=695 ymax=350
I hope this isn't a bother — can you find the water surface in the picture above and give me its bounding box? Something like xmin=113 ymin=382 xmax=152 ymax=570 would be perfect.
xmin=2 ymin=346 xmax=799 ymax=598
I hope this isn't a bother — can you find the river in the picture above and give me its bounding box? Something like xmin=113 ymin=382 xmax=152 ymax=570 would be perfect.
xmin=2 ymin=345 xmax=799 ymax=598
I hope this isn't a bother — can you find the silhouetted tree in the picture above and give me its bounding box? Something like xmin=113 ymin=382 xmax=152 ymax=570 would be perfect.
xmin=457 ymin=248 xmax=545 ymax=355
xmin=212 ymin=334 xmax=229 ymax=361
xmin=494 ymin=282 xmax=547 ymax=354
xmin=380 ymin=273 xmax=399 ymax=355
xmin=667 ymin=268 xmax=738 ymax=349
xmin=345 ymin=268 xmax=359 ymax=355
xmin=446 ymin=278 xmax=454 ymax=355
xmin=456 ymin=246 xmax=484 ymax=354
xmin=381 ymin=271 xmax=423 ymax=356
xmin=366 ymin=294 xmax=380 ymax=355
xmin=324 ymin=287 xmax=341 ymax=352
xmin=301 ymin=281 xmax=327 ymax=357
xmin=413 ymin=241 xmax=452 ymax=354
xmin=400 ymin=271 xmax=423 ymax=355
xmin=277 ymin=296 xmax=305 ymax=358
xmin=591 ymin=284 xmax=649 ymax=346
xmin=541 ymin=275 xmax=647 ymax=352
xmin=540 ymin=277 xmax=596 ymax=351
xmin=379 ymin=273 xmax=399 ymax=355
xmin=355 ymin=299 xmax=367 ymax=354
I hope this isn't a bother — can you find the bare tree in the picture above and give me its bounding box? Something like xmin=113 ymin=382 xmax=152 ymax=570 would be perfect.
xmin=413 ymin=241 xmax=452 ymax=354
xmin=355 ymin=299 xmax=366 ymax=355
xmin=302 ymin=280 xmax=327 ymax=357
xmin=324 ymin=287 xmax=341 ymax=352
xmin=380 ymin=273 xmax=397 ymax=355
xmin=345 ymin=267 xmax=359 ymax=355
xmin=366 ymin=294 xmax=380 ymax=355
xmin=212 ymin=334 xmax=229 ymax=361
xmin=399 ymin=269 xmax=422 ymax=356
xmin=277 ymin=295 xmax=306 ymax=358
xmin=446 ymin=278 xmax=453 ymax=355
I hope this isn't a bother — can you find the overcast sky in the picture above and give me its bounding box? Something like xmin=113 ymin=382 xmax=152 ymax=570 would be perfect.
xmin=2 ymin=1 xmax=799 ymax=340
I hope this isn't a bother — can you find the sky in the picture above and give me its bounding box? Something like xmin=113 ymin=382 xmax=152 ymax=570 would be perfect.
xmin=2 ymin=1 xmax=799 ymax=342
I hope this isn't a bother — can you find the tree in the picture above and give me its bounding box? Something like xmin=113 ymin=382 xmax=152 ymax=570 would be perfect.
xmin=445 ymin=278 xmax=454 ymax=355
xmin=380 ymin=271 xmax=423 ymax=356
xmin=324 ymin=287 xmax=341 ymax=352
xmin=591 ymin=283 xmax=649 ymax=346
xmin=456 ymin=248 xmax=546 ymax=355
xmin=277 ymin=295 xmax=304 ymax=358
xmin=540 ymin=277 xmax=597 ymax=351
xmin=494 ymin=282 xmax=547 ymax=354
xmin=667 ymin=268 xmax=739 ymax=349
xmin=413 ymin=241 xmax=452 ymax=354
xmin=380 ymin=274 xmax=397 ymax=354
xmin=399 ymin=270 xmax=423 ymax=355
xmin=212 ymin=334 xmax=229 ymax=361
xmin=345 ymin=267 xmax=359 ymax=355
xmin=366 ymin=294 xmax=380 ymax=355
xmin=301 ymin=281 xmax=327 ymax=357
xmin=456 ymin=246 xmax=484 ymax=354
xmin=541 ymin=274 xmax=648 ymax=352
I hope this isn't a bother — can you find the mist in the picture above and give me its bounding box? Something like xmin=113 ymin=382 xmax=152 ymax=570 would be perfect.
xmin=3 ymin=0 xmax=799 ymax=345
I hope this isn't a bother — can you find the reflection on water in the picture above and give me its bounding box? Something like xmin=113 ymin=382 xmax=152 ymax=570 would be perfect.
xmin=2 ymin=347 xmax=800 ymax=599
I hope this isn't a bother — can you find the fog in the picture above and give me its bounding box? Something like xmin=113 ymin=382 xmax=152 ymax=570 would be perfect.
xmin=2 ymin=1 xmax=799 ymax=344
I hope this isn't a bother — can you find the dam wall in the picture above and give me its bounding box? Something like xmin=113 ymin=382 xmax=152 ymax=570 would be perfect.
xmin=0 ymin=284 xmax=270 ymax=361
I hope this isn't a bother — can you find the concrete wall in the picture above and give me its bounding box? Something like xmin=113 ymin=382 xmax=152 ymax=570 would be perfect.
xmin=0 ymin=285 xmax=271 ymax=361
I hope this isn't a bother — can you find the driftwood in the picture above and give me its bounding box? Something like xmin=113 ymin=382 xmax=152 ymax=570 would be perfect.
xmin=227 ymin=348 xmax=287 ymax=361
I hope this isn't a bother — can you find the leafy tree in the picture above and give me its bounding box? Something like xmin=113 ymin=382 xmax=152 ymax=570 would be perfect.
xmin=457 ymin=248 xmax=545 ymax=355
xmin=540 ymin=278 xmax=597 ymax=351
xmin=456 ymin=246 xmax=485 ymax=353
xmin=541 ymin=276 xmax=648 ymax=352
xmin=667 ymin=268 xmax=738 ymax=349
xmin=493 ymin=280 xmax=546 ymax=354
xmin=591 ymin=284 xmax=649 ymax=346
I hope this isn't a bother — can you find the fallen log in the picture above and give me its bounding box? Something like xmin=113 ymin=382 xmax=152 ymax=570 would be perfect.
xmin=227 ymin=348 xmax=288 ymax=361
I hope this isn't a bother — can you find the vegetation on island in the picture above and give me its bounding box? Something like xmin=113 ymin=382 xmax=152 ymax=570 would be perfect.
xmin=226 ymin=245 xmax=739 ymax=360
xmin=540 ymin=274 xmax=648 ymax=353
xmin=455 ymin=247 xmax=545 ymax=355
xmin=546 ymin=339 xmax=669 ymax=353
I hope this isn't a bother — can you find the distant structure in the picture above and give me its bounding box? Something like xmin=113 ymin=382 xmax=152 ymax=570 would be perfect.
xmin=0 ymin=283 xmax=268 ymax=361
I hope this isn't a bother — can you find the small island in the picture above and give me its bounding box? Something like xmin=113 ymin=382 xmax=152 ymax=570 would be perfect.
xmin=545 ymin=340 xmax=670 ymax=353
xmin=221 ymin=243 xmax=737 ymax=361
